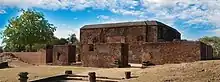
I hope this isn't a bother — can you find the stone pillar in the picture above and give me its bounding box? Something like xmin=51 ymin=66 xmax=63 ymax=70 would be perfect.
xmin=88 ymin=72 xmax=96 ymax=82
xmin=18 ymin=72 xmax=28 ymax=82
xmin=125 ymin=71 xmax=131 ymax=79
xmin=65 ymin=70 xmax=72 ymax=75
xmin=46 ymin=44 xmax=53 ymax=64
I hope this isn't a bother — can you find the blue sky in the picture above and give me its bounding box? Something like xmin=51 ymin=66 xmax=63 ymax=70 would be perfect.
xmin=0 ymin=0 xmax=220 ymax=43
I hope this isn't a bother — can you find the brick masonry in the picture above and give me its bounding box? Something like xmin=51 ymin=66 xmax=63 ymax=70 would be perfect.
xmin=80 ymin=21 xmax=181 ymax=63
xmin=7 ymin=52 xmax=46 ymax=65
xmin=80 ymin=21 xmax=213 ymax=67
xmin=52 ymin=45 xmax=76 ymax=65
xmin=0 ymin=45 xmax=77 ymax=66
xmin=46 ymin=45 xmax=53 ymax=63
xmin=81 ymin=43 xmax=128 ymax=68
xmin=141 ymin=41 xmax=213 ymax=65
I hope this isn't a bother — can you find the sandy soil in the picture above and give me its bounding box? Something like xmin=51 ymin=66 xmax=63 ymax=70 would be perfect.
xmin=1 ymin=59 xmax=220 ymax=82
xmin=0 ymin=66 xmax=97 ymax=82
xmin=125 ymin=60 xmax=220 ymax=82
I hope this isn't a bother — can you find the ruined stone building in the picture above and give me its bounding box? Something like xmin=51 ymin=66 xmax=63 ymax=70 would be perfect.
xmin=46 ymin=45 xmax=76 ymax=65
xmin=80 ymin=21 xmax=213 ymax=68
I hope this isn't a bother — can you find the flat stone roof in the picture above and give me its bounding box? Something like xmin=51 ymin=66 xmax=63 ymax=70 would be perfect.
xmin=80 ymin=20 xmax=180 ymax=34
xmin=81 ymin=21 xmax=162 ymax=29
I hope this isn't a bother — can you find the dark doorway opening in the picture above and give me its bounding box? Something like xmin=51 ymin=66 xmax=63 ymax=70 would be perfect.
xmin=57 ymin=52 xmax=61 ymax=60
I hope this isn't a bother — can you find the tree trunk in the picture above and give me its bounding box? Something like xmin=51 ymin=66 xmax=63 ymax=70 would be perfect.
xmin=29 ymin=44 xmax=32 ymax=52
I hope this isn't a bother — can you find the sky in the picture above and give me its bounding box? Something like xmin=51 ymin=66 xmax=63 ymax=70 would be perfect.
xmin=0 ymin=0 xmax=220 ymax=43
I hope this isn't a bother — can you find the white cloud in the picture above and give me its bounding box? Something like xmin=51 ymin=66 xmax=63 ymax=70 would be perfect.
xmin=2 ymin=0 xmax=220 ymax=30
xmin=54 ymin=24 xmax=80 ymax=39
xmin=97 ymin=15 xmax=110 ymax=20
xmin=210 ymin=29 xmax=220 ymax=36
xmin=0 ymin=10 xmax=6 ymax=14
xmin=74 ymin=17 xmax=78 ymax=20
xmin=207 ymin=13 xmax=220 ymax=27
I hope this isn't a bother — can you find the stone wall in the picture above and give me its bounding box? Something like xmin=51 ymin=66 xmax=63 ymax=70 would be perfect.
xmin=141 ymin=41 xmax=212 ymax=65
xmin=10 ymin=51 xmax=46 ymax=65
xmin=207 ymin=45 xmax=213 ymax=59
xmin=52 ymin=45 xmax=76 ymax=65
xmin=158 ymin=25 xmax=181 ymax=41
xmin=200 ymin=42 xmax=213 ymax=60
xmin=80 ymin=21 xmax=181 ymax=64
xmin=81 ymin=43 xmax=128 ymax=68
xmin=128 ymin=42 xmax=144 ymax=63
xmin=46 ymin=45 xmax=53 ymax=63
xmin=0 ymin=45 xmax=77 ymax=66
xmin=80 ymin=21 xmax=181 ymax=44
xmin=80 ymin=26 xmax=148 ymax=44
xmin=80 ymin=26 xmax=155 ymax=64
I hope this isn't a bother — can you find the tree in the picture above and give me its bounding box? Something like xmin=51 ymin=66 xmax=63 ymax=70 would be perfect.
xmin=67 ymin=33 xmax=79 ymax=44
xmin=2 ymin=43 xmax=25 ymax=52
xmin=2 ymin=9 xmax=56 ymax=51
xmin=67 ymin=33 xmax=80 ymax=60
xmin=49 ymin=36 xmax=69 ymax=45
xmin=58 ymin=38 xmax=69 ymax=45
xmin=199 ymin=36 xmax=220 ymax=58
xmin=0 ymin=46 xmax=3 ymax=53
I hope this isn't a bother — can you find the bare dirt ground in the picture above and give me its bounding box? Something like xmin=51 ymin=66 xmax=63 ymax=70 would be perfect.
xmin=1 ymin=59 xmax=220 ymax=82
xmin=125 ymin=60 xmax=220 ymax=82
xmin=0 ymin=65 xmax=96 ymax=82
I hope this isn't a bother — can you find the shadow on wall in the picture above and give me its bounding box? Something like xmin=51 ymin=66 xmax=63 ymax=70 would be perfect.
xmin=0 ymin=62 xmax=9 ymax=69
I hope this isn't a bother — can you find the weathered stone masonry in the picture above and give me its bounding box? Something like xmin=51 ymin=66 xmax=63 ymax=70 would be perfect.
xmin=80 ymin=21 xmax=213 ymax=67
xmin=80 ymin=21 xmax=181 ymax=64
xmin=141 ymin=41 xmax=213 ymax=65
xmin=46 ymin=45 xmax=76 ymax=65
xmin=81 ymin=43 xmax=128 ymax=68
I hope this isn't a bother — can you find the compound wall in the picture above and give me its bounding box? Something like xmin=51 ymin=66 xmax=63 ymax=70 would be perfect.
xmin=9 ymin=51 xmax=46 ymax=65
xmin=141 ymin=41 xmax=213 ymax=65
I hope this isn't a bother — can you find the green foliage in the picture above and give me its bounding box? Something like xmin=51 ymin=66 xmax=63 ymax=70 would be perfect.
xmin=2 ymin=9 xmax=56 ymax=51
xmin=0 ymin=46 xmax=3 ymax=53
xmin=25 ymin=44 xmax=46 ymax=52
xmin=3 ymin=44 xmax=25 ymax=52
xmin=67 ymin=33 xmax=80 ymax=54
xmin=57 ymin=38 xmax=69 ymax=45
xmin=1 ymin=9 xmax=80 ymax=52
xmin=199 ymin=36 xmax=220 ymax=58
xmin=50 ymin=33 xmax=79 ymax=45
xmin=67 ymin=34 xmax=79 ymax=45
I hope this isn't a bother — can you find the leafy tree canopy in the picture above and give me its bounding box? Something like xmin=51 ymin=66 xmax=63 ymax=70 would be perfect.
xmin=67 ymin=33 xmax=79 ymax=45
xmin=2 ymin=9 xmax=56 ymax=51
xmin=199 ymin=36 xmax=220 ymax=58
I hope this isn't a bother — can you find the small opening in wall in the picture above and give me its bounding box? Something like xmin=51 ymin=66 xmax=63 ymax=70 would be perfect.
xmin=137 ymin=35 xmax=144 ymax=41
xmin=89 ymin=44 xmax=94 ymax=51
xmin=93 ymin=37 xmax=98 ymax=43
xmin=57 ymin=52 xmax=61 ymax=60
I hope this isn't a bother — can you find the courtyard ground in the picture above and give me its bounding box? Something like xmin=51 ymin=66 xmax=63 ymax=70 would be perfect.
xmin=1 ymin=60 xmax=220 ymax=82
xmin=125 ymin=60 xmax=220 ymax=82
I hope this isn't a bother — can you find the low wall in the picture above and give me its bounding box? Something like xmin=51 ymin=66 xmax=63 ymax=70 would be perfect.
xmin=128 ymin=41 xmax=213 ymax=64
xmin=6 ymin=51 xmax=46 ymax=65
xmin=141 ymin=41 xmax=208 ymax=65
